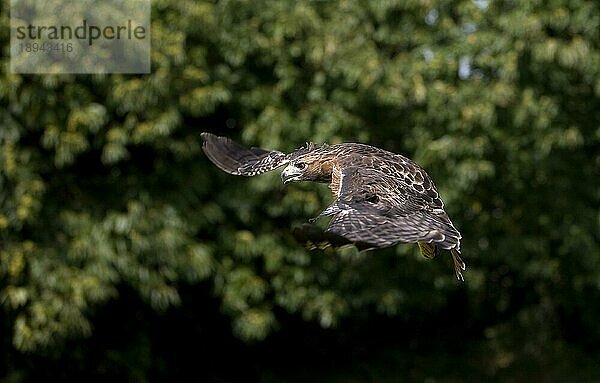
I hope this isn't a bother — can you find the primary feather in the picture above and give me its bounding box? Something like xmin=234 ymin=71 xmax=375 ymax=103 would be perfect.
xmin=201 ymin=132 xmax=465 ymax=281
xmin=201 ymin=132 xmax=288 ymax=176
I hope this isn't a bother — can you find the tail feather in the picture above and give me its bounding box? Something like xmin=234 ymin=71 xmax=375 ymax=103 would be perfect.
xmin=418 ymin=242 xmax=439 ymax=259
xmin=451 ymin=248 xmax=466 ymax=282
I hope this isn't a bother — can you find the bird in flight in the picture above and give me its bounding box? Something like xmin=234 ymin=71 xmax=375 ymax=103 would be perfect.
xmin=201 ymin=132 xmax=466 ymax=281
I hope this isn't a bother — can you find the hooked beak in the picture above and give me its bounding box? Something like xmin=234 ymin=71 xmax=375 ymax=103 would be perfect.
xmin=280 ymin=164 xmax=303 ymax=185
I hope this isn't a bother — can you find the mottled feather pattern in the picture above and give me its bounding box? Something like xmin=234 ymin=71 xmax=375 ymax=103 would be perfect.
xmin=201 ymin=133 xmax=288 ymax=176
xmin=201 ymin=133 xmax=465 ymax=281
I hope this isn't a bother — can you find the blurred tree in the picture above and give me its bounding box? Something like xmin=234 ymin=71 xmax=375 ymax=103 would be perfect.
xmin=0 ymin=0 xmax=599 ymax=381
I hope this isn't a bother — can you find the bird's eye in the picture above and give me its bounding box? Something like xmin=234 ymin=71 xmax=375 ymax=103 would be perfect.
xmin=295 ymin=162 xmax=307 ymax=170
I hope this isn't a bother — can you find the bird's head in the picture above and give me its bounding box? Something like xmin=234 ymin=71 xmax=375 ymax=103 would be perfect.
xmin=280 ymin=160 xmax=311 ymax=184
xmin=280 ymin=143 xmax=330 ymax=185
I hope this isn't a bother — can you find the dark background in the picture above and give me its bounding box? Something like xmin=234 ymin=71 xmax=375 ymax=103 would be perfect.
xmin=1 ymin=1 xmax=599 ymax=381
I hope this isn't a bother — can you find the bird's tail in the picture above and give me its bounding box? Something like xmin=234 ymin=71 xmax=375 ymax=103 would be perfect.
xmin=418 ymin=243 xmax=466 ymax=281
xmin=451 ymin=248 xmax=466 ymax=282
xmin=418 ymin=242 xmax=439 ymax=259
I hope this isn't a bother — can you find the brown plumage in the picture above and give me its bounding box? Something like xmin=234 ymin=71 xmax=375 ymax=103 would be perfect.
xmin=201 ymin=132 xmax=466 ymax=281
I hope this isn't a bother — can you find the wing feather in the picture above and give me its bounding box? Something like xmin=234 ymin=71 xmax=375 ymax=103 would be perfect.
xmin=322 ymin=167 xmax=461 ymax=251
xmin=201 ymin=133 xmax=288 ymax=176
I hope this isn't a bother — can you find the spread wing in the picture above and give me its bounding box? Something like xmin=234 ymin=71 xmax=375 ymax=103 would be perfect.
xmin=201 ymin=133 xmax=289 ymax=176
xmin=320 ymin=167 xmax=462 ymax=251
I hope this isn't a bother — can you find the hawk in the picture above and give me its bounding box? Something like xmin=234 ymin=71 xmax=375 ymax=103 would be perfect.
xmin=201 ymin=132 xmax=466 ymax=281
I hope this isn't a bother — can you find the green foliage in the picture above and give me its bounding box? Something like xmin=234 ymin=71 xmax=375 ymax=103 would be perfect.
xmin=1 ymin=0 xmax=599 ymax=380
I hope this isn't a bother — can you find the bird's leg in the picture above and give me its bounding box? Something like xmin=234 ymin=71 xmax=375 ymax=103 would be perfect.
xmin=309 ymin=202 xmax=340 ymax=223
xmin=308 ymin=210 xmax=327 ymax=223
